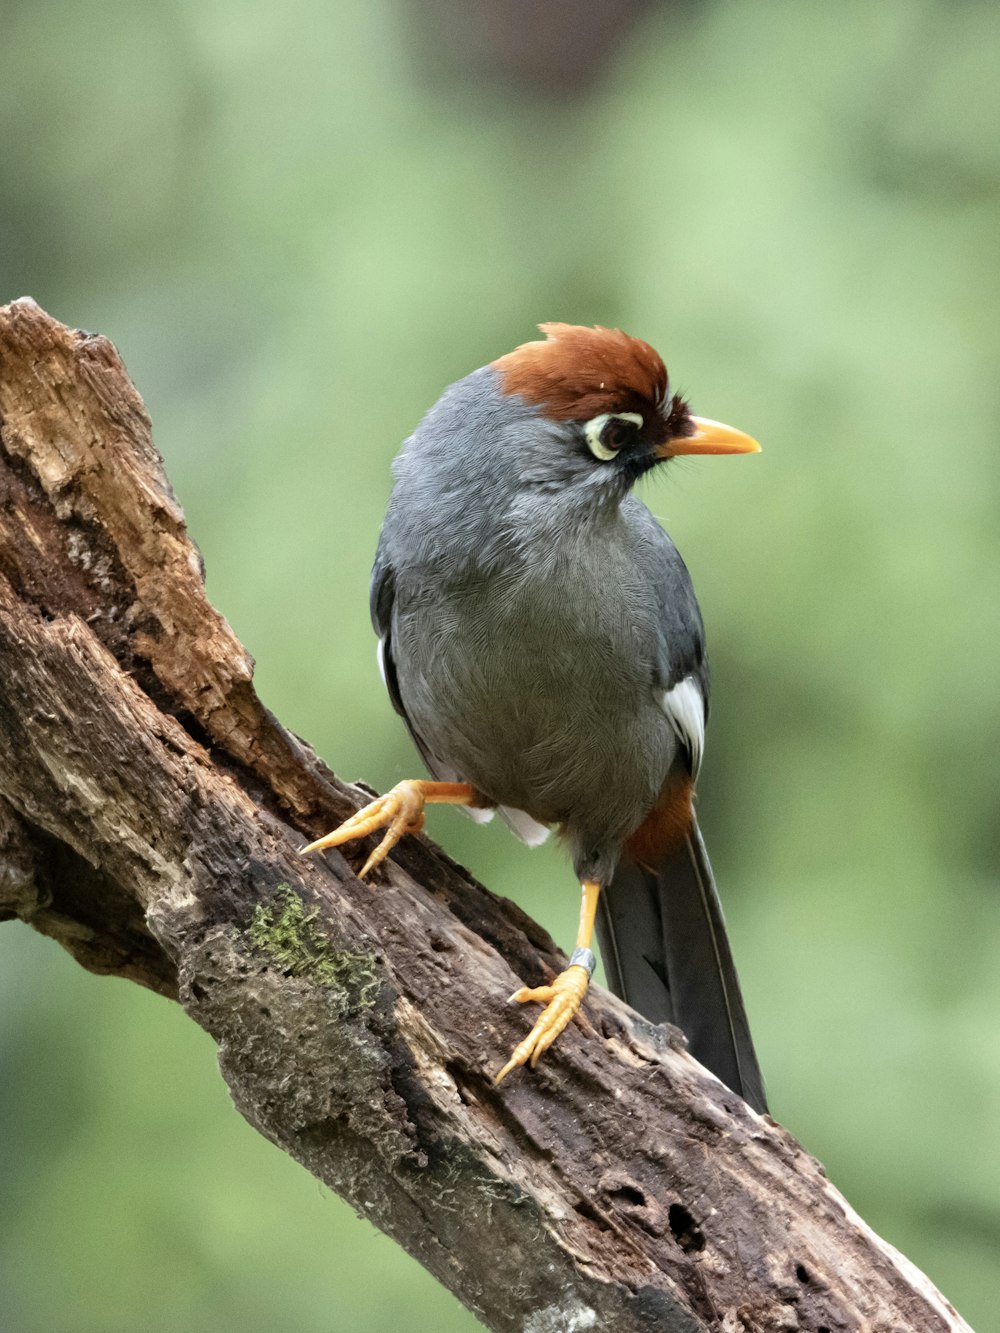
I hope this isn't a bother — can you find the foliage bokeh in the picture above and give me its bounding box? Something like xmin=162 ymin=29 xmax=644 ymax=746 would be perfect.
xmin=1 ymin=1 xmax=998 ymax=1328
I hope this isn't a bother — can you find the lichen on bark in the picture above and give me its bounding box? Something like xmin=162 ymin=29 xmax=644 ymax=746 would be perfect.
xmin=243 ymin=882 xmax=381 ymax=1011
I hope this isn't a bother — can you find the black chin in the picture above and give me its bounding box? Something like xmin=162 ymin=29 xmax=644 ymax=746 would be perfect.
xmin=617 ymin=448 xmax=662 ymax=487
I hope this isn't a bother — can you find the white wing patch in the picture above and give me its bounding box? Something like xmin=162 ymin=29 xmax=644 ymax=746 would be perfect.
xmin=376 ymin=637 xmax=388 ymax=687
xmin=658 ymin=675 xmax=706 ymax=777
xmin=498 ymin=806 xmax=551 ymax=847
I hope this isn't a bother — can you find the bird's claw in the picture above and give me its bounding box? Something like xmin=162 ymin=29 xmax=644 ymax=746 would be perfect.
xmin=300 ymin=780 xmax=427 ymax=876
xmin=494 ymin=964 xmax=590 ymax=1083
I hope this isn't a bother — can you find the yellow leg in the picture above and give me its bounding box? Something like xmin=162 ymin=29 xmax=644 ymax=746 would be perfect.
xmin=301 ymin=780 xmax=477 ymax=877
xmin=495 ymin=879 xmax=601 ymax=1083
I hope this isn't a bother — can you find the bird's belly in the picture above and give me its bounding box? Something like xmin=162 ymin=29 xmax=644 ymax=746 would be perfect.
xmin=394 ymin=577 xmax=671 ymax=846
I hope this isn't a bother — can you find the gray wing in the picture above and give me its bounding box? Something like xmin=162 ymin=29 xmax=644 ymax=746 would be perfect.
xmin=628 ymin=501 xmax=710 ymax=776
xmin=370 ymin=548 xmax=441 ymax=773
xmin=370 ymin=548 xmax=406 ymax=721
xmin=370 ymin=549 xmax=490 ymax=803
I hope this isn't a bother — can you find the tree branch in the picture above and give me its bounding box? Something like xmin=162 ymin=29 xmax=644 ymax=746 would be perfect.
xmin=0 ymin=298 xmax=968 ymax=1332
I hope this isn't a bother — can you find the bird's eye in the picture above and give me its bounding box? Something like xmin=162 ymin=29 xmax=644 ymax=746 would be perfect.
xmin=584 ymin=412 xmax=643 ymax=462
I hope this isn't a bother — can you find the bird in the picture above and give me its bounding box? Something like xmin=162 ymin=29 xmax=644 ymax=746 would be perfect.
xmin=302 ymin=322 xmax=767 ymax=1112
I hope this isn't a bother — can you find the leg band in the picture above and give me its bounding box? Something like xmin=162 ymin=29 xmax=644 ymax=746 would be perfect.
xmin=568 ymin=947 xmax=596 ymax=978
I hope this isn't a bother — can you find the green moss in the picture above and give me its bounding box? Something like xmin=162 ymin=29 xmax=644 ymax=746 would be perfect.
xmin=243 ymin=885 xmax=380 ymax=1011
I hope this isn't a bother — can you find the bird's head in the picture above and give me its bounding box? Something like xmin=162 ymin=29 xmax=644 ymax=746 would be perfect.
xmin=389 ymin=323 xmax=760 ymax=557
xmin=491 ymin=322 xmax=759 ymax=491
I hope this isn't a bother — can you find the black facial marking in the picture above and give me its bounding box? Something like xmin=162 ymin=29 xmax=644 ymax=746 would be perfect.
xmin=575 ymin=390 xmax=697 ymax=489
xmin=665 ymin=392 xmax=695 ymax=439
xmin=577 ymin=401 xmax=664 ymax=476
xmin=617 ymin=448 xmax=660 ymax=485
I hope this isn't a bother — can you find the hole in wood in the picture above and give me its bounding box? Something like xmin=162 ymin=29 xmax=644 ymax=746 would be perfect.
xmin=610 ymin=1182 xmax=646 ymax=1208
xmin=668 ymin=1202 xmax=705 ymax=1253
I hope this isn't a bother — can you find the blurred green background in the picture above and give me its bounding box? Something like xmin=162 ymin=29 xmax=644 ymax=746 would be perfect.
xmin=2 ymin=0 xmax=998 ymax=1328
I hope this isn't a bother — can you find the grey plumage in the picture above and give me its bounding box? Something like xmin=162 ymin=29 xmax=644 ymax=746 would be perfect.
xmin=371 ymin=361 xmax=767 ymax=1109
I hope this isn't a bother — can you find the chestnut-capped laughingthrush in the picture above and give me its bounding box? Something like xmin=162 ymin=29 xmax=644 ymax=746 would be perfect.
xmin=303 ymin=323 xmax=767 ymax=1111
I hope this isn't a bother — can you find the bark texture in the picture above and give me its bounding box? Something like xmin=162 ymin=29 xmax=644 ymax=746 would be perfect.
xmin=0 ymin=298 xmax=970 ymax=1332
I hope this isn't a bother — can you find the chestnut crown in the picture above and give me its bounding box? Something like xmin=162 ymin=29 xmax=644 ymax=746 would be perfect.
xmin=492 ymin=322 xmax=692 ymax=439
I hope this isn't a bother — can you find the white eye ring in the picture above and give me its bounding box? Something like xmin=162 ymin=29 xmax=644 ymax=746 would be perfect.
xmin=584 ymin=411 xmax=644 ymax=461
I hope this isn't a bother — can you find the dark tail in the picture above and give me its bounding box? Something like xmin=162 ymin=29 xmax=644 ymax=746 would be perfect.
xmin=596 ymin=817 xmax=768 ymax=1113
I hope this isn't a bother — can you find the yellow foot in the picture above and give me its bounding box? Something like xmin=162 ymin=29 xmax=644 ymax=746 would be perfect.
xmin=495 ymin=963 xmax=591 ymax=1083
xmin=300 ymin=779 xmax=428 ymax=877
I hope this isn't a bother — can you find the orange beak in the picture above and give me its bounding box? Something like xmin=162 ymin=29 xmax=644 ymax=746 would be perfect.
xmin=657 ymin=416 xmax=761 ymax=458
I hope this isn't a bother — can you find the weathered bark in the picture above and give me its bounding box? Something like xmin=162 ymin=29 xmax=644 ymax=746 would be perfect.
xmin=0 ymin=298 xmax=969 ymax=1332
